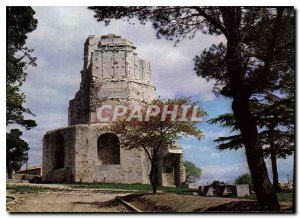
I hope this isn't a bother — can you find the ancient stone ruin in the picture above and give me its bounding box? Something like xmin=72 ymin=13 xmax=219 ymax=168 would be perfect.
xmin=42 ymin=34 xmax=185 ymax=186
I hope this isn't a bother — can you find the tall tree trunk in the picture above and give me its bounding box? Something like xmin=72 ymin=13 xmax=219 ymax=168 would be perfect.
xmin=232 ymin=96 xmax=280 ymax=211
xmin=221 ymin=7 xmax=280 ymax=211
xmin=7 ymin=158 xmax=13 ymax=179
xmin=149 ymin=161 xmax=158 ymax=194
xmin=270 ymin=144 xmax=280 ymax=192
xmin=269 ymin=121 xmax=281 ymax=192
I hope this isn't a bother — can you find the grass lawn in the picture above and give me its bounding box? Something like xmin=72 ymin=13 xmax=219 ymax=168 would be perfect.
xmin=68 ymin=182 xmax=191 ymax=194
xmin=6 ymin=184 xmax=60 ymax=193
xmin=239 ymin=192 xmax=293 ymax=202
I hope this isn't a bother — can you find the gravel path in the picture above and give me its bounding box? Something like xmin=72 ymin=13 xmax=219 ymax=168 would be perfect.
xmin=7 ymin=189 xmax=130 ymax=212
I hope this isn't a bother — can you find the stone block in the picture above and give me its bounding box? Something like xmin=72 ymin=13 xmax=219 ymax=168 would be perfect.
xmin=188 ymin=183 xmax=198 ymax=189
xmin=236 ymin=184 xmax=250 ymax=197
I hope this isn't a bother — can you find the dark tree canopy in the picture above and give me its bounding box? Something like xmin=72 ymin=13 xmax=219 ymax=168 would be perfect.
xmin=6 ymin=129 xmax=30 ymax=178
xmin=89 ymin=6 xmax=225 ymax=44
xmin=7 ymin=6 xmax=38 ymax=129
xmin=209 ymin=96 xmax=294 ymax=155
xmin=194 ymin=8 xmax=294 ymax=98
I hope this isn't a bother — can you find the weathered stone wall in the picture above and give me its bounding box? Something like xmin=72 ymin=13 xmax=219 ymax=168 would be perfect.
xmin=68 ymin=69 xmax=91 ymax=126
xmin=42 ymin=124 xmax=151 ymax=184
xmin=74 ymin=124 xmax=150 ymax=183
xmin=42 ymin=126 xmax=76 ymax=182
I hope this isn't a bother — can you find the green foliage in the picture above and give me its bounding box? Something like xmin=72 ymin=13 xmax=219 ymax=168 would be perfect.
xmin=7 ymin=6 xmax=38 ymax=179
xmin=235 ymin=173 xmax=252 ymax=185
xmin=183 ymin=161 xmax=202 ymax=182
xmin=106 ymin=97 xmax=205 ymax=159
xmin=208 ymin=95 xmax=294 ymax=158
xmin=208 ymin=113 xmax=237 ymax=130
xmin=7 ymin=6 xmax=38 ymax=129
xmin=6 ymin=129 xmax=30 ymax=178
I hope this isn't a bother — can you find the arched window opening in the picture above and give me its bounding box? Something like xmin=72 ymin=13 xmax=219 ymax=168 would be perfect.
xmin=97 ymin=133 xmax=120 ymax=164
xmin=54 ymin=133 xmax=65 ymax=169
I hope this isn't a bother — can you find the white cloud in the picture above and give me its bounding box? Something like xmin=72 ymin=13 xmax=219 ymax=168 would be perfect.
xmin=210 ymin=152 xmax=220 ymax=158
xmin=202 ymin=129 xmax=229 ymax=140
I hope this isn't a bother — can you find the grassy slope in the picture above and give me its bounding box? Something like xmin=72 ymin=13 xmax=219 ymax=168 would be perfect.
xmin=7 ymin=182 xmax=191 ymax=194
xmin=239 ymin=192 xmax=293 ymax=202
xmin=70 ymin=182 xmax=191 ymax=194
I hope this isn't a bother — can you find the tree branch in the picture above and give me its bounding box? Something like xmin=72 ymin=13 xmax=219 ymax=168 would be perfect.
xmin=191 ymin=6 xmax=229 ymax=38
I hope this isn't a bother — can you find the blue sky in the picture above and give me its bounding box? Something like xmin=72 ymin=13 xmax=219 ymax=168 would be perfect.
xmin=19 ymin=6 xmax=293 ymax=184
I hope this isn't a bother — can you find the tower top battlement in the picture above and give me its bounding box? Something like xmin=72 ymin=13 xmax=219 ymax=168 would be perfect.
xmin=83 ymin=34 xmax=137 ymax=70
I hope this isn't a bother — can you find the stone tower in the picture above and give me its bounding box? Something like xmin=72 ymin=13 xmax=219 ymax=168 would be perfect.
xmin=42 ymin=34 xmax=185 ymax=186
xmin=68 ymin=34 xmax=156 ymax=125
